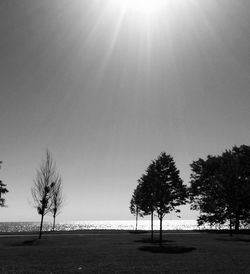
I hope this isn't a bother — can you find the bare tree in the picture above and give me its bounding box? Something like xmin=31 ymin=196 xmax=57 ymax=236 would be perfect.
xmin=31 ymin=150 xmax=60 ymax=239
xmin=50 ymin=177 xmax=63 ymax=231
xmin=0 ymin=161 xmax=8 ymax=208
xmin=0 ymin=181 xmax=8 ymax=207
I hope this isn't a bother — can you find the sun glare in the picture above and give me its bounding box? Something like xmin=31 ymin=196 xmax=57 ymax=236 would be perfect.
xmin=111 ymin=0 xmax=166 ymax=16
xmin=126 ymin=0 xmax=165 ymax=14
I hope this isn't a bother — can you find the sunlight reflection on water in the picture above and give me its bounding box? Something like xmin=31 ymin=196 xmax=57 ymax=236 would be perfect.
xmin=0 ymin=220 xmax=207 ymax=232
xmin=1 ymin=219 xmax=246 ymax=232
xmin=58 ymin=220 xmax=200 ymax=231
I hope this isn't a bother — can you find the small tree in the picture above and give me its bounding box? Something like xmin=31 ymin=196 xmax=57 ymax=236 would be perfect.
xmin=130 ymin=185 xmax=144 ymax=231
xmin=130 ymin=194 xmax=139 ymax=231
xmin=149 ymin=153 xmax=187 ymax=245
xmin=0 ymin=161 xmax=8 ymax=207
xmin=132 ymin=153 xmax=187 ymax=245
xmin=137 ymin=171 xmax=157 ymax=241
xmin=31 ymin=150 xmax=60 ymax=239
xmin=50 ymin=177 xmax=63 ymax=231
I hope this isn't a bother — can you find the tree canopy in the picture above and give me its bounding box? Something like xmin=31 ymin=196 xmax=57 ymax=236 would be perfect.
xmin=131 ymin=152 xmax=187 ymax=244
xmin=189 ymin=145 xmax=250 ymax=233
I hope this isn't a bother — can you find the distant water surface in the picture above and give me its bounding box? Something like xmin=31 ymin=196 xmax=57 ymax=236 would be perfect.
xmin=0 ymin=220 xmax=222 ymax=233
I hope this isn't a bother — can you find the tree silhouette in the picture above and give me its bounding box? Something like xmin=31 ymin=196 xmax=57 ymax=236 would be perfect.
xmin=149 ymin=153 xmax=187 ymax=245
xmin=189 ymin=156 xmax=231 ymax=231
xmin=0 ymin=161 xmax=8 ymax=208
xmin=130 ymin=185 xmax=144 ymax=231
xmin=229 ymin=145 xmax=250 ymax=231
xmin=132 ymin=152 xmax=187 ymax=245
xmin=31 ymin=150 xmax=60 ymax=239
xmin=137 ymin=171 xmax=157 ymax=241
xmin=130 ymin=193 xmax=139 ymax=231
xmin=50 ymin=177 xmax=63 ymax=231
xmin=189 ymin=145 xmax=250 ymax=234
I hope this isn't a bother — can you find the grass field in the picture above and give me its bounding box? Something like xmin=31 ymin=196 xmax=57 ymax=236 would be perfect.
xmin=0 ymin=230 xmax=250 ymax=273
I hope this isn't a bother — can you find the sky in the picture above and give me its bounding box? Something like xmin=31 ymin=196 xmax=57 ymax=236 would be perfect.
xmin=0 ymin=0 xmax=249 ymax=222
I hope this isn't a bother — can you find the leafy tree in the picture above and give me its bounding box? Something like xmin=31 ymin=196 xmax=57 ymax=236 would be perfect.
xmin=189 ymin=156 xmax=232 ymax=231
xmin=149 ymin=153 xmax=187 ymax=245
xmin=189 ymin=145 xmax=250 ymax=234
xmin=130 ymin=195 xmax=138 ymax=230
xmin=137 ymin=169 xmax=158 ymax=241
xmin=31 ymin=150 xmax=61 ymax=239
xmin=0 ymin=161 xmax=8 ymax=208
xmin=50 ymin=177 xmax=63 ymax=231
xmin=229 ymin=145 xmax=250 ymax=230
xmin=130 ymin=186 xmax=144 ymax=231
xmin=132 ymin=152 xmax=187 ymax=245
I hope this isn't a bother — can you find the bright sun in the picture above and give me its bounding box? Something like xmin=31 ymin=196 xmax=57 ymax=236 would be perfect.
xmin=126 ymin=0 xmax=165 ymax=13
xmin=111 ymin=0 xmax=166 ymax=16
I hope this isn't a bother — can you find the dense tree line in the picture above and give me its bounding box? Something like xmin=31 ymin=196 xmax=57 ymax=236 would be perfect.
xmin=131 ymin=145 xmax=250 ymax=238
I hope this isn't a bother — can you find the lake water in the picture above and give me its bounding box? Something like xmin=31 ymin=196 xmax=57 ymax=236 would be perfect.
xmin=0 ymin=220 xmax=207 ymax=232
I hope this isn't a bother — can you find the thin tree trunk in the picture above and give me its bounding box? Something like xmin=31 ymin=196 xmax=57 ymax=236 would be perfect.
xmin=235 ymin=213 xmax=240 ymax=233
xmin=151 ymin=210 xmax=154 ymax=241
xmin=39 ymin=214 xmax=44 ymax=239
xmin=229 ymin=215 xmax=233 ymax=237
xmin=52 ymin=215 xmax=56 ymax=231
xmin=135 ymin=211 xmax=138 ymax=231
xmin=159 ymin=216 xmax=163 ymax=246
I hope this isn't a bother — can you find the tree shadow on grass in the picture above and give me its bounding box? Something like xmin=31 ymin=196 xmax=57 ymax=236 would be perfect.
xmin=205 ymin=229 xmax=250 ymax=235
xmin=10 ymin=239 xmax=40 ymax=247
xmin=139 ymin=245 xmax=196 ymax=254
xmin=135 ymin=238 xmax=174 ymax=244
xmin=129 ymin=230 xmax=149 ymax=234
xmin=216 ymin=238 xmax=250 ymax=243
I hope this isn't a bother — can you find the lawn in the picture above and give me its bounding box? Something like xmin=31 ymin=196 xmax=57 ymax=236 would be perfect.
xmin=0 ymin=230 xmax=250 ymax=273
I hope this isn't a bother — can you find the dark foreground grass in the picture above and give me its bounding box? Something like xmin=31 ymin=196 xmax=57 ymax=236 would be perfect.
xmin=1 ymin=231 xmax=250 ymax=273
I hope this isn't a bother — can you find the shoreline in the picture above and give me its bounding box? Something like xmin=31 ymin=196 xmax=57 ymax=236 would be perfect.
xmin=0 ymin=229 xmax=197 ymax=235
xmin=1 ymin=228 xmax=250 ymax=237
